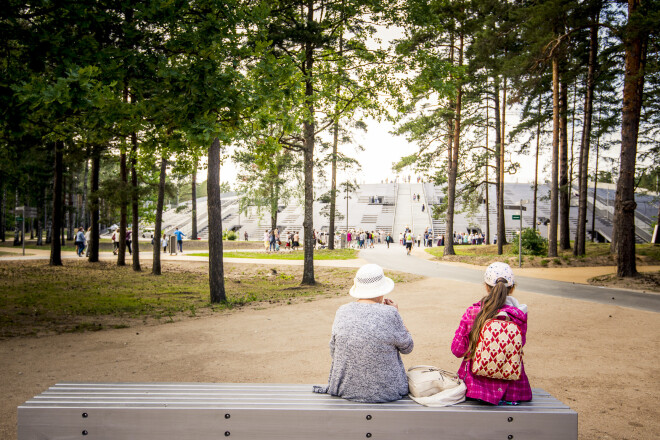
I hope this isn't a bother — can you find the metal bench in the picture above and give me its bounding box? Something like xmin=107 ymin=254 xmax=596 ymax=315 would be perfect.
xmin=18 ymin=383 xmax=577 ymax=439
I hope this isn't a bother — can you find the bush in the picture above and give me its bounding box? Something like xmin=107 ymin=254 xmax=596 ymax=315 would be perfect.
xmin=511 ymin=228 xmax=548 ymax=256
xmin=226 ymin=230 xmax=237 ymax=241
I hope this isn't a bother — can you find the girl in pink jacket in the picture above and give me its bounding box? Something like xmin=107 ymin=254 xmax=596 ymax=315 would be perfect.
xmin=451 ymin=262 xmax=532 ymax=405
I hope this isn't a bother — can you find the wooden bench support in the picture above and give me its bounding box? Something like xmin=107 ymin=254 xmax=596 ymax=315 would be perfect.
xmin=18 ymin=383 xmax=577 ymax=440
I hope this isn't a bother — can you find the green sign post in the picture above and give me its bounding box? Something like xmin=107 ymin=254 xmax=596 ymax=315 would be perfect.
xmin=512 ymin=214 xmax=521 ymax=220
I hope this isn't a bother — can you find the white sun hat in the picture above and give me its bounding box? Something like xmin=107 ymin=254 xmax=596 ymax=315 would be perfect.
xmin=349 ymin=264 xmax=395 ymax=299
xmin=484 ymin=262 xmax=515 ymax=287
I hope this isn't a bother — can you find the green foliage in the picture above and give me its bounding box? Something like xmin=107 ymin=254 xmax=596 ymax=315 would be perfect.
xmin=226 ymin=231 xmax=237 ymax=241
xmin=511 ymin=228 xmax=548 ymax=256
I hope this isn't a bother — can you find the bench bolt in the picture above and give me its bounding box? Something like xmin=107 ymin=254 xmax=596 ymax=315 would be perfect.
xmin=507 ymin=417 xmax=513 ymax=422
xmin=82 ymin=413 xmax=88 ymax=418
xmin=225 ymin=414 xmax=231 ymax=419
xmin=82 ymin=430 xmax=88 ymax=436
xmin=366 ymin=415 xmax=372 ymax=420
xmin=225 ymin=431 xmax=230 ymax=437
xmin=508 ymin=436 xmax=513 ymax=439
xmin=366 ymin=433 xmax=372 ymax=438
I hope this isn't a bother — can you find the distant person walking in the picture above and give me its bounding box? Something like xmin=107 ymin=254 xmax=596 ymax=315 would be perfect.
xmin=173 ymin=228 xmax=186 ymax=253
xmin=112 ymin=229 xmax=120 ymax=255
xmin=161 ymin=233 xmax=168 ymax=253
xmin=405 ymin=230 xmax=413 ymax=256
xmin=244 ymin=231 xmax=248 ymax=241
xmin=84 ymin=227 xmax=92 ymax=257
xmin=126 ymin=228 xmax=132 ymax=255
xmin=75 ymin=227 xmax=85 ymax=257
xmin=269 ymin=229 xmax=276 ymax=252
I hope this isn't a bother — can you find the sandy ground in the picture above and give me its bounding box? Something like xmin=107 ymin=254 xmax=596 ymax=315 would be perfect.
xmin=1 ymin=276 xmax=659 ymax=440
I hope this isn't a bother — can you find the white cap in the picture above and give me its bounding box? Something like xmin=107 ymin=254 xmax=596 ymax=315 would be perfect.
xmin=484 ymin=262 xmax=515 ymax=287
xmin=349 ymin=264 xmax=395 ymax=299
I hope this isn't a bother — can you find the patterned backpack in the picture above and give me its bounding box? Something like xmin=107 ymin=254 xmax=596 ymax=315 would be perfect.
xmin=471 ymin=312 xmax=523 ymax=380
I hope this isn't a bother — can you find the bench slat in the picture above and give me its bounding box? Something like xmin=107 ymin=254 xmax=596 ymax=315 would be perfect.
xmin=18 ymin=384 xmax=577 ymax=440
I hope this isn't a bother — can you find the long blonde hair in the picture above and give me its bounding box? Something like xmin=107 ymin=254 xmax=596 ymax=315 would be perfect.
xmin=467 ymin=278 xmax=511 ymax=359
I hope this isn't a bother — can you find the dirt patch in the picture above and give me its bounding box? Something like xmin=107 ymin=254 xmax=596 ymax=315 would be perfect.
xmin=589 ymin=271 xmax=660 ymax=293
xmin=1 ymin=277 xmax=658 ymax=440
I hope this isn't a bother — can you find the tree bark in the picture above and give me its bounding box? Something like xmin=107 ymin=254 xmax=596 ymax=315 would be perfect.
xmin=444 ymin=32 xmax=463 ymax=257
xmin=50 ymin=142 xmax=63 ymax=266
xmin=0 ymin=181 xmax=5 ymax=242
xmin=485 ymin=100 xmax=490 ymax=244
xmin=152 ymin=156 xmax=167 ymax=276
xmin=191 ymin=158 xmax=198 ymax=240
xmin=549 ymin=54 xmax=560 ymax=257
xmin=575 ymin=10 xmax=599 ymax=256
xmin=82 ymin=152 xmax=89 ymax=229
xmin=616 ymin=0 xmax=647 ymax=277
xmin=499 ymin=77 xmax=507 ymax=247
xmin=67 ymin=174 xmax=74 ymax=241
xmin=131 ymin=132 xmax=141 ymax=271
xmin=533 ymin=96 xmax=541 ymax=230
xmin=301 ymin=0 xmax=316 ymax=285
xmin=329 ymin=119 xmax=338 ymax=250
xmin=117 ymin=151 xmax=128 ymax=266
xmin=208 ymin=137 xmax=226 ymax=303
xmin=494 ymin=79 xmax=504 ymax=255
xmin=559 ymin=79 xmax=571 ymax=250
xmin=591 ymin=129 xmax=599 ymax=242
xmin=89 ymin=145 xmax=101 ymax=262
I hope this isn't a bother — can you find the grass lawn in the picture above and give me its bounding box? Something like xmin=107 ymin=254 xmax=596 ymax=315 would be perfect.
xmin=189 ymin=249 xmax=359 ymax=260
xmin=0 ymin=260 xmax=417 ymax=338
xmin=426 ymin=242 xmax=660 ymax=267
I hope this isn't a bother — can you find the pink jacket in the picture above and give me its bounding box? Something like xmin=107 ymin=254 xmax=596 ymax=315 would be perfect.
xmin=451 ymin=301 xmax=532 ymax=405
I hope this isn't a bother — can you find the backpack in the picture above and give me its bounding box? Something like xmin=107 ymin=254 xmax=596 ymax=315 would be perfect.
xmin=471 ymin=312 xmax=523 ymax=381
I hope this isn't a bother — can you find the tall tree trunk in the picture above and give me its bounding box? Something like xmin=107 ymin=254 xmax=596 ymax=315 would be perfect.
xmin=191 ymin=158 xmax=198 ymax=240
xmin=82 ymin=152 xmax=89 ymax=228
xmin=89 ymin=145 xmax=101 ymax=262
xmin=301 ymin=0 xmax=316 ymax=286
xmin=444 ymin=32 xmax=463 ymax=257
xmin=533 ymin=96 xmax=541 ymax=230
xmin=270 ymin=180 xmax=278 ymax=231
xmin=485 ymin=100 xmax=490 ymax=244
xmin=50 ymin=142 xmax=63 ymax=266
xmin=575 ymin=11 xmax=599 ymax=256
xmin=559 ymin=80 xmax=571 ymax=250
xmin=0 ymin=180 xmax=5 ymax=242
xmin=329 ymin=25 xmax=343 ymax=251
xmin=208 ymin=137 xmax=226 ymax=302
xmin=131 ymin=133 xmax=141 ymax=271
xmin=494 ymin=79 xmax=504 ymax=254
xmin=329 ymin=119 xmax=338 ymax=250
xmin=152 ymin=156 xmax=167 ymax=276
xmin=591 ymin=127 xmax=600 ymax=242
xmin=67 ymin=174 xmax=74 ymax=241
xmin=499 ymin=76 xmax=507 ymax=246
xmin=118 ymin=151 xmax=128 ymax=266
xmin=616 ymin=0 xmax=647 ymax=277
xmin=549 ymin=54 xmax=560 ymax=257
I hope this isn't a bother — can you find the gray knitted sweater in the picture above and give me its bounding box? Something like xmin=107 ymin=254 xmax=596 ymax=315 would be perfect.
xmin=314 ymin=302 xmax=414 ymax=403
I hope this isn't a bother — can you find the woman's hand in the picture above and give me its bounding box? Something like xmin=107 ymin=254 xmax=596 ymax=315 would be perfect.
xmin=383 ymin=298 xmax=398 ymax=310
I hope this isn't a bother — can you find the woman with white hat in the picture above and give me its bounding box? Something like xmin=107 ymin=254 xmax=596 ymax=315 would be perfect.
xmin=313 ymin=264 xmax=413 ymax=403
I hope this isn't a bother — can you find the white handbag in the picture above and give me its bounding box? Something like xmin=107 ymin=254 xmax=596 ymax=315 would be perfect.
xmin=406 ymin=365 xmax=466 ymax=407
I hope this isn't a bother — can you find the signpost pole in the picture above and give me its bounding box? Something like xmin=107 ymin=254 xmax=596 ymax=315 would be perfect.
xmin=519 ymin=199 xmax=522 ymax=267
